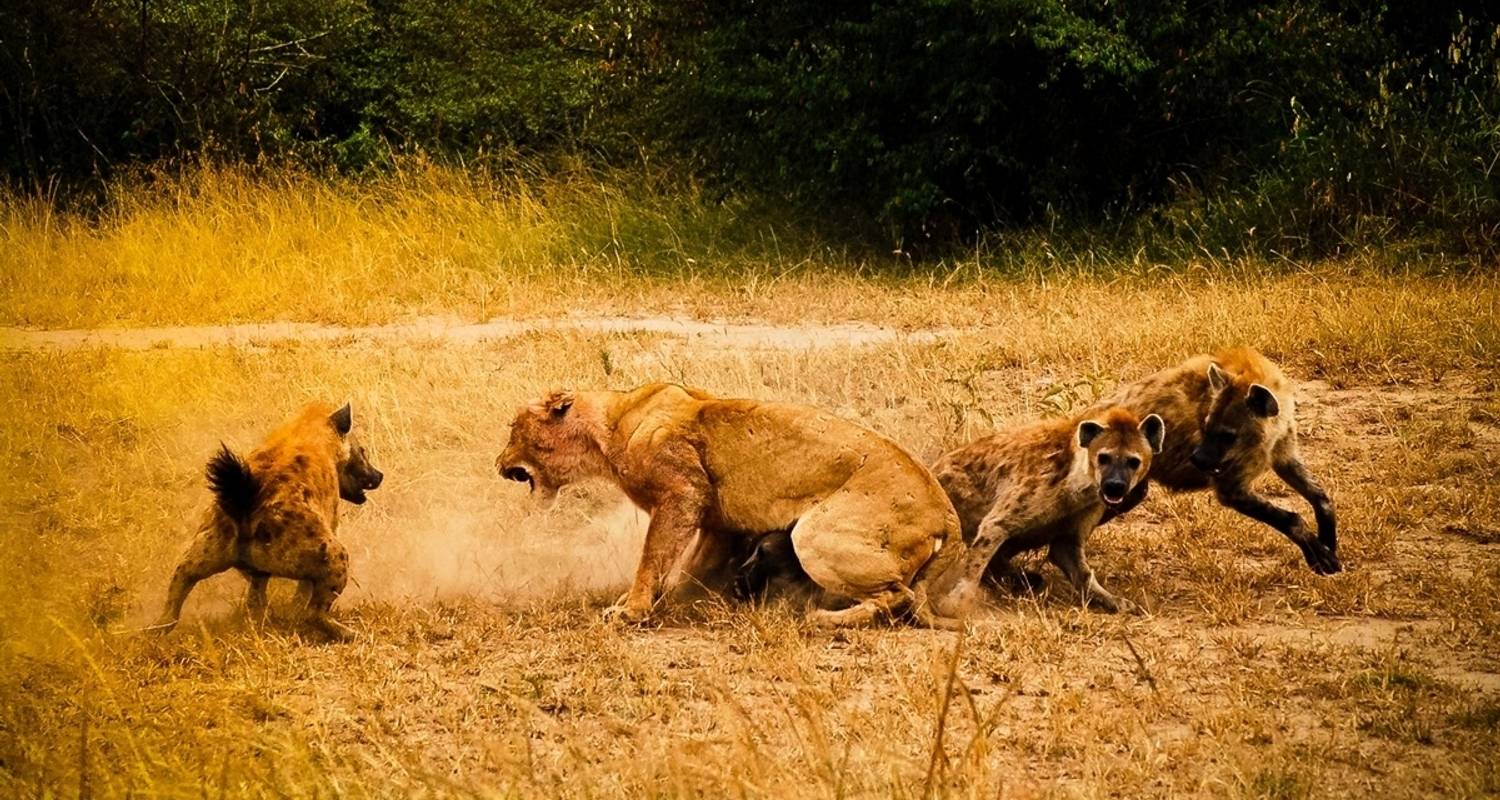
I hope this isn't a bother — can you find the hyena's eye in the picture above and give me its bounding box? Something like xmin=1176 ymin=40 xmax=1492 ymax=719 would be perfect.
xmin=1097 ymin=453 xmax=1113 ymax=467
xmin=1125 ymin=456 xmax=1142 ymax=470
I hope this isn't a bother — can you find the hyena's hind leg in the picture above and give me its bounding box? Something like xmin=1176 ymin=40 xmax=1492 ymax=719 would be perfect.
xmin=1272 ymin=444 xmax=1338 ymax=556
xmin=149 ymin=528 xmax=236 ymax=633
xmin=239 ymin=569 xmax=270 ymax=625
xmin=984 ymin=535 xmax=1048 ymax=595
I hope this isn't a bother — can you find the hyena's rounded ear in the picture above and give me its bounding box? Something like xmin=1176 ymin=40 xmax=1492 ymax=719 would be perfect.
xmin=1139 ymin=413 xmax=1166 ymax=454
xmin=1207 ymin=362 xmax=1229 ymax=393
xmin=1076 ymin=420 xmax=1105 ymax=448
xmin=544 ymin=391 xmax=574 ymax=418
xmin=330 ymin=403 xmax=353 ymax=436
xmin=1246 ymin=384 xmax=1280 ymax=417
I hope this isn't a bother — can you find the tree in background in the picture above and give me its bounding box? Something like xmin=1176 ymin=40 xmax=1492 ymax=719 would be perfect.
xmin=2 ymin=0 xmax=1495 ymax=256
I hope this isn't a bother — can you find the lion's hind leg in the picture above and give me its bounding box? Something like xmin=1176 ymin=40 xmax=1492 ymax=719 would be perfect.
xmin=790 ymin=495 xmax=941 ymax=628
xmin=806 ymin=586 xmax=912 ymax=627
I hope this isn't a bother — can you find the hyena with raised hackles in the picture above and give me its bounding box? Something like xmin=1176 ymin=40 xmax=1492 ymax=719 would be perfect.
xmin=149 ymin=402 xmax=384 ymax=640
xmin=928 ymin=406 xmax=1165 ymax=615
xmin=1098 ymin=347 xmax=1341 ymax=575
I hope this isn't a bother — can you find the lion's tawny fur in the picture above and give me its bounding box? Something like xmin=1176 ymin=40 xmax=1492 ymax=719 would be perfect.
xmin=496 ymin=383 xmax=964 ymax=627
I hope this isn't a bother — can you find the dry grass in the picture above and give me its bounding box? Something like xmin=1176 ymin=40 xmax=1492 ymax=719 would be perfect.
xmin=2 ymin=162 xmax=1495 ymax=333
xmin=3 ymin=318 xmax=1499 ymax=797
xmin=2 ymin=166 xmax=1499 ymax=797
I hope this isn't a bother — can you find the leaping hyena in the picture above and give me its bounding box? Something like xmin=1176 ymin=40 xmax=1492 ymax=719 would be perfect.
xmin=151 ymin=402 xmax=384 ymax=639
xmin=1098 ymin=347 xmax=1341 ymax=575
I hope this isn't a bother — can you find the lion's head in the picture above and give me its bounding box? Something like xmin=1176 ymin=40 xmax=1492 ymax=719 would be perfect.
xmin=495 ymin=391 xmax=609 ymax=502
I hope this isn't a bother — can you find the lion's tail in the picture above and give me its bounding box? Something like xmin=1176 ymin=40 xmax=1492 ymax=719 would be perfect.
xmin=908 ymin=511 xmax=968 ymax=630
xmin=205 ymin=444 xmax=261 ymax=523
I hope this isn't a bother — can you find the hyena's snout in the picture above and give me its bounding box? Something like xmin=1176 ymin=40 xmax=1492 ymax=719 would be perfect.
xmin=1190 ymin=446 xmax=1223 ymax=474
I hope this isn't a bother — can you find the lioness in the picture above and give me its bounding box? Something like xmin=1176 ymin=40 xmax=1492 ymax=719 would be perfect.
xmin=495 ymin=383 xmax=963 ymax=627
xmin=929 ymin=406 xmax=1164 ymax=615
xmin=150 ymin=402 xmax=383 ymax=639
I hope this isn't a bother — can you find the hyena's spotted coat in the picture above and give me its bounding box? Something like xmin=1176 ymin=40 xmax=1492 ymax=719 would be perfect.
xmin=1099 ymin=346 xmax=1341 ymax=575
xmin=151 ymin=402 xmax=383 ymax=639
xmin=929 ymin=406 xmax=1164 ymax=615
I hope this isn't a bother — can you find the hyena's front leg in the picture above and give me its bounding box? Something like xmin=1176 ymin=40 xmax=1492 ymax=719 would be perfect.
xmin=150 ymin=528 xmax=235 ymax=633
xmin=1214 ymin=481 xmax=1341 ymax=575
xmin=1272 ymin=446 xmax=1339 ymax=557
xmin=931 ymin=486 xmax=1034 ymax=617
xmin=304 ymin=539 xmax=354 ymax=641
xmin=1046 ymin=533 xmax=1130 ymax=613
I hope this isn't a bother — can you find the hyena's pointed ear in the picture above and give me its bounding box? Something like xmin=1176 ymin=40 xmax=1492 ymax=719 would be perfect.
xmin=1207 ymin=362 xmax=1229 ymax=393
xmin=1139 ymin=413 xmax=1166 ymax=454
xmin=330 ymin=403 xmax=353 ymax=436
xmin=1076 ymin=420 xmax=1105 ymax=448
xmin=1246 ymin=384 xmax=1280 ymax=417
xmin=544 ymin=391 xmax=574 ymax=418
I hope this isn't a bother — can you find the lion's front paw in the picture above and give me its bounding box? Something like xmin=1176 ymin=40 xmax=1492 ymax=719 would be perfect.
xmin=602 ymin=601 xmax=652 ymax=625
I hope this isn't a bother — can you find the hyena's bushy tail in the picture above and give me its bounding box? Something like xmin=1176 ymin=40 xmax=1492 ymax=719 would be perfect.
xmin=205 ymin=443 xmax=260 ymax=522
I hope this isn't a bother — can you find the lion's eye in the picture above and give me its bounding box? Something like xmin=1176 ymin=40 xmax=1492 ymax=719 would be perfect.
xmin=1097 ymin=453 xmax=1112 ymax=466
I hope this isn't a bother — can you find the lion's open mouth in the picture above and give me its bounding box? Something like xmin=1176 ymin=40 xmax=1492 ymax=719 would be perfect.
xmin=502 ymin=466 xmax=536 ymax=493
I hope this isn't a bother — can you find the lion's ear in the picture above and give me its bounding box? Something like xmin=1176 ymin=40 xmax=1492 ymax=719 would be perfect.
xmin=330 ymin=403 xmax=353 ymax=437
xmin=544 ymin=391 xmax=574 ymax=418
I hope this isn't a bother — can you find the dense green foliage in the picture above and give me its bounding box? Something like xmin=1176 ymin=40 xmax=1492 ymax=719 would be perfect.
xmin=3 ymin=1 xmax=1497 ymax=255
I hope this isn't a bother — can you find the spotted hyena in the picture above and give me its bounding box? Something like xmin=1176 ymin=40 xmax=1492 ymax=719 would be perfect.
xmin=929 ymin=406 xmax=1164 ymax=615
xmin=1099 ymin=347 xmax=1340 ymax=575
xmin=151 ymin=402 xmax=383 ymax=639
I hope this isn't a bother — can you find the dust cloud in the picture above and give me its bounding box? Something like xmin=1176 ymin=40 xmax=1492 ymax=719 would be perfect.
xmin=345 ymin=482 xmax=650 ymax=604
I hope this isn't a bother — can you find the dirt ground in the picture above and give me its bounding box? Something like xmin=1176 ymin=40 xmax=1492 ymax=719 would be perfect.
xmin=1 ymin=313 xmax=1498 ymax=798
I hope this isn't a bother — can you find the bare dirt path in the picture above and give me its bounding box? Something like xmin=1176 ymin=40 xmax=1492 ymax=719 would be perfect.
xmin=0 ymin=314 xmax=956 ymax=351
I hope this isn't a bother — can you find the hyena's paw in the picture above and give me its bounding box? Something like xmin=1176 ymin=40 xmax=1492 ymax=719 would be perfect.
xmin=1299 ymin=537 xmax=1343 ymax=576
xmin=310 ymin=615 xmax=357 ymax=642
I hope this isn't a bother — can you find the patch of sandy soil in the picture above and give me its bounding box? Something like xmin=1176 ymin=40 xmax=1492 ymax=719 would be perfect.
xmin=0 ymin=314 xmax=956 ymax=351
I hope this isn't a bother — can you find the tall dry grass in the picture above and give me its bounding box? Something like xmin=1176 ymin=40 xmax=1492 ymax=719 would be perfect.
xmin=3 ymin=326 xmax=1500 ymax=796
xmin=4 ymin=161 xmax=1495 ymax=331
